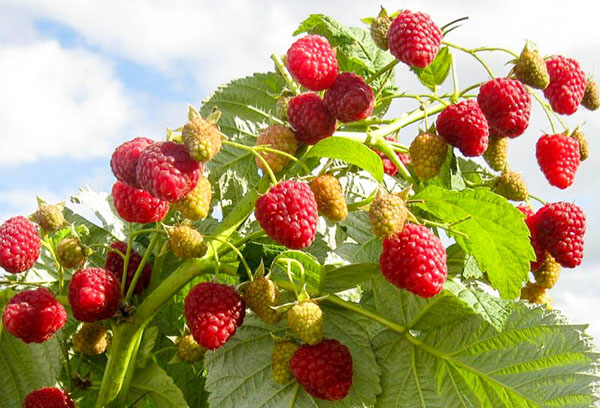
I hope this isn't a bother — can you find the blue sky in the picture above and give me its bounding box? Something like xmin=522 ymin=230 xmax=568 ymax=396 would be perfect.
xmin=1 ymin=0 xmax=599 ymax=341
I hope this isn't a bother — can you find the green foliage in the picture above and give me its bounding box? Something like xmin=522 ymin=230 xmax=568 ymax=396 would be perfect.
xmin=411 ymin=47 xmax=452 ymax=91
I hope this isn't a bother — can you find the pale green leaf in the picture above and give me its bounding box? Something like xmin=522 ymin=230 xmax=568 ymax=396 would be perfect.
xmin=411 ymin=47 xmax=452 ymax=91
xmin=127 ymin=361 xmax=188 ymax=408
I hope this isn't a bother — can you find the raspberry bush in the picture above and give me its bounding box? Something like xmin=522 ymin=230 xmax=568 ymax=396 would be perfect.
xmin=0 ymin=8 xmax=599 ymax=408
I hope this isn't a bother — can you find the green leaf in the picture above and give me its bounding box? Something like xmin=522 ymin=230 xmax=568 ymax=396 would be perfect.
xmin=70 ymin=187 xmax=127 ymax=241
xmin=127 ymin=361 xmax=188 ymax=408
xmin=270 ymin=251 xmax=322 ymax=294
xmin=413 ymin=186 xmax=534 ymax=299
xmin=305 ymin=137 xmax=384 ymax=182
xmin=136 ymin=326 xmax=159 ymax=369
xmin=336 ymin=211 xmax=381 ymax=264
xmin=238 ymin=242 xmax=287 ymax=281
xmin=411 ymin=47 xmax=452 ymax=91
xmin=320 ymin=263 xmax=379 ymax=293
xmin=0 ymin=334 xmax=62 ymax=408
xmin=205 ymin=306 xmax=381 ymax=407
xmin=446 ymin=243 xmax=484 ymax=279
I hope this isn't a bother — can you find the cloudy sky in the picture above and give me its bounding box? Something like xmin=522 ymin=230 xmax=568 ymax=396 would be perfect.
xmin=0 ymin=0 xmax=598 ymax=340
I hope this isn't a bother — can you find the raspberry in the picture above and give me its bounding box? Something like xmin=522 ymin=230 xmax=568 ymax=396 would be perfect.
xmin=184 ymin=282 xmax=245 ymax=350
xmin=516 ymin=204 xmax=535 ymax=219
xmin=69 ymin=267 xmax=121 ymax=322
xmin=2 ymin=288 xmax=67 ymax=344
xmin=483 ymin=130 xmax=508 ymax=171
xmin=104 ymin=242 xmax=152 ymax=295
xmin=171 ymin=176 xmax=212 ymax=220
xmin=570 ymin=128 xmax=589 ymax=161
xmin=533 ymin=252 xmax=561 ymax=289
xmin=182 ymin=116 xmax=222 ymax=162
xmin=477 ymin=78 xmax=531 ymax=138
xmin=23 ymin=387 xmax=75 ymax=408
xmin=112 ymin=181 xmax=169 ymax=224
xmin=380 ymin=224 xmax=447 ymax=298
xmin=272 ymin=340 xmax=299 ymax=385
xmin=255 ymin=125 xmax=298 ymax=173
xmin=409 ymin=132 xmax=448 ymax=180
xmin=536 ymin=133 xmax=580 ymax=189
xmin=387 ymin=10 xmax=442 ymax=68
xmin=110 ymin=137 xmax=154 ymax=188
xmin=512 ymin=43 xmax=549 ymax=89
xmin=0 ymin=216 xmax=41 ymax=274
xmin=245 ymin=276 xmax=282 ymax=324
xmin=534 ymin=202 xmax=586 ymax=268
xmin=73 ymin=322 xmax=109 ymax=355
xmin=436 ymin=100 xmax=489 ymax=157
xmin=286 ymin=35 xmax=338 ymax=91
xmin=371 ymin=136 xmax=410 ymax=177
xmin=544 ymin=56 xmax=586 ymax=115
xmin=56 ymin=238 xmax=87 ymax=269
xmin=493 ymin=171 xmax=528 ymax=201
xmin=517 ymin=205 xmax=544 ymax=271
xmin=177 ymin=334 xmax=206 ymax=362
xmin=369 ymin=8 xmax=392 ymax=50
xmin=369 ymin=193 xmax=407 ymax=238
xmin=169 ymin=225 xmax=207 ymax=259
xmin=255 ymin=180 xmax=318 ymax=249
xmin=309 ymin=174 xmax=348 ymax=222
xmin=323 ymin=72 xmax=374 ymax=123
xmin=136 ymin=141 xmax=202 ymax=202
xmin=276 ymin=96 xmax=291 ymax=121
xmin=288 ymin=93 xmax=337 ymax=145
xmin=33 ymin=204 xmax=65 ymax=234
xmin=520 ymin=282 xmax=552 ymax=310
xmin=287 ymin=301 xmax=324 ymax=345
xmin=581 ymin=78 xmax=600 ymax=111
xmin=290 ymin=339 xmax=353 ymax=401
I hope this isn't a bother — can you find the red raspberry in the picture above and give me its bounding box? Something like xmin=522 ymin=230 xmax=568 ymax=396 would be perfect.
xmin=184 ymin=282 xmax=245 ymax=350
xmin=380 ymin=224 xmax=447 ymax=298
xmin=2 ymin=288 xmax=67 ymax=344
xmin=534 ymin=202 xmax=586 ymax=268
xmin=516 ymin=204 xmax=535 ymax=218
xmin=112 ymin=181 xmax=169 ymax=224
xmin=104 ymin=242 xmax=152 ymax=295
xmin=286 ymin=35 xmax=338 ymax=91
xmin=517 ymin=205 xmax=544 ymax=270
xmin=136 ymin=141 xmax=202 ymax=202
xmin=110 ymin=137 xmax=154 ymax=188
xmin=323 ymin=72 xmax=374 ymax=122
xmin=24 ymin=387 xmax=75 ymax=408
xmin=0 ymin=216 xmax=41 ymax=274
xmin=288 ymin=93 xmax=337 ymax=145
xmin=371 ymin=136 xmax=410 ymax=176
xmin=436 ymin=100 xmax=489 ymax=157
xmin=290 ymin=339 xmax=353 ymax=401
xmin=255 ymin=180 xmax=318 ymax=249
xmin=69 ymin=267 xmax=121 ymax=322
xmin=544 ymin=56 xmax=586 ymax=115
xmin=477 ymin=78 xmax=531 ymax=138
xmin=387 ymin=10 xmax=442 ymax=68
xmin=536 ymin=134 xmax=580 ymax=189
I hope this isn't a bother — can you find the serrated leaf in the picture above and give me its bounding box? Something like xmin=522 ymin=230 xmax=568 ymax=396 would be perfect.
xmin=238 ymin=242 xmax=287 ymax=282
xmin=0 ymin=334 xmax=62 ymax=408
xmin=336 ymin=211 xmax=381 ymax=264
xmin=411 ymin=47 xmax=452 ymax=91
xmin=446 ymin=243 xmax=484 ymax=279
xmin=70 ymin=187 xmax=127 ymax=240
xmin=305 ymin=137 xmax=384 ymax=182
xmin=127 ymin=361 xmax=188 ymax=408
xmin=205 ymin=305 xmax=381 ymax=408
xmin=413 ymin=186 xmax=534 ymax=299
xmin=320 ymin=263 xmax=379 ymax=293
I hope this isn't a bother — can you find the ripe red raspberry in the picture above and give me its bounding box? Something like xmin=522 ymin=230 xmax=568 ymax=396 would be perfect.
xmin=112 ymin=181 xmax=169 ymax=224
xmin=254 ymin=180 xmax=318 ymax=249
xmin=2 ymin=288 xmax=67 ymax=344
xmin=0 ymin=216 xmax=41 ymax=274
xmin=184 ymin=282 xmax=245 ymax=350
xmin=516 ymin=205 xmax=544 ymax=271
xmin=323 ymin=72 xmax=374 ymax=122
xmin=24 ymin=387 xmax=75 ymax=408
xmin=290 ymin=339 xmax=353 ymax=401
xmin=534 ymin=202 xmax=586 ymax=268
xmin=372 ymin=136 xmax=410 ymax=176
xmin=436 ymin=100 xmax=489 ymax=157
xmin=288 ymin=93 xmax=337 ymax=145
xmin=286 ymin=35 xmax=338 ymax=91
xmin=477 ymin=78 xmax=531 ymax=138
xmin=104 ymin=242 xmax=152 ymax=295
xmin=110 ymin=137 xmax=154 ymax=188
xmin=544 ymin=56 xmax=586 ymax=115
xmin=136 ymin=141 xmax=202 ymax=202
xmin=536 ymin=134 xmax=580 ymax=189
xmin=387 ymin=10 xmax=442 ymax=68
xmin=380 ymin=224 xmax=447 ymax=298
xmin=69 ymin=267 xmax=121 ymax=322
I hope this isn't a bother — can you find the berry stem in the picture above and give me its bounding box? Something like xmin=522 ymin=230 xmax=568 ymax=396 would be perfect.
xmin=420 ymin=219 xmax=469 ymax=239
xmin=527 ymin=86 xmax=567 ymax=132
xmin=254 ymin=145 xmax=312 ymax=175
xmin=450 ymin=52 xmax=460 ymax=102
xmin=124 ymin=231 xmax=160 ymax=303
xmin=207 ymin=235 xmax=253 ymax=281
xmin=223 ymin=140 xmax=278 ymax=185
xmin=528 ymin=194 xmax=547 ymax=205
xmin=114 ymin=330 xmax=144 ymax=407
xmin=366 ymin=59 xmax=399 ymax=85
xmin=288 ymin=383 xmax=301 ymax=408
xmin=370 ymin=136 xmax=414 ymax=184
xmin=88 ymin=243 xmax=126 ymax=259
xmin=270 ymin=53 xmax=301 ymax=95
xmin=443 ymin=41 xmax=495 ymax=79
xmin=368 ymin=102 xmax=446 ymax=139
xmin=121 ymin=223 xmax=134 ymax=297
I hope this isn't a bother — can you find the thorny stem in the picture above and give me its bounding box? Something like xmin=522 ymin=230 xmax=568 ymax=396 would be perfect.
xmin=271 ymin=53 xmax=301 ymax=95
